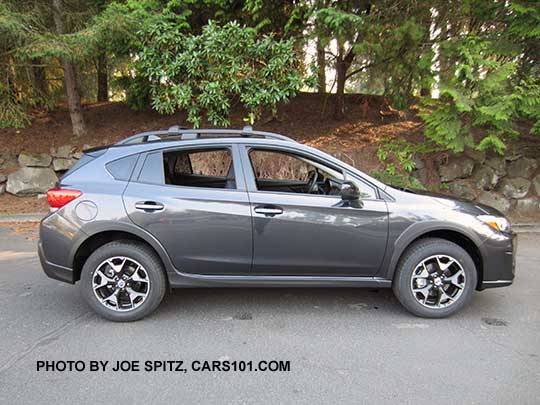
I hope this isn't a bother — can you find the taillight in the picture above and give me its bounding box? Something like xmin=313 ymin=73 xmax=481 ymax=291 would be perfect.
xmin=47 ymin=188 xmax=82 ymax=208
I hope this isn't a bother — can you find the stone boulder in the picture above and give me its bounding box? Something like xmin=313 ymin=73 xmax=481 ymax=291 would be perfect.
xmin=507 ymin=157 xmax=538 ymax=178
xmin=412 ymin=156 xmax=425 ymax=170
xmin=0 ymin=174 xmax=6 ymax=184
xmin=473 ymin=166 xmax=499 ymax=191
xmin=477 ymin=191 xmax=511 ymax=214
xmin=485 ymin=157 xmax=507 ymax=177
xmin=0 ymin=153 xmax=18 ymax=170
xmin=18 ymin=153 xmax=52 ymax=168
xmin=0 ymin=183 xmax=5 ymax=195
xmin=515 ymin=198 xmax=540 ymax=216
xmin=499 ymin=177 xmax=531 ymax=199
xmin=448 ymin=180 xmax=478 ymax=201
xmin=438 ymin=158 xmax=475 ymax=182
xmin=533 ymin=174 xmax=540 ymax=196
xmin=52 ymin=158 xmax=75 ymax=172
xmin=6 ymin=167 xmax=57 ymax=195
xmin=464 ymin=147 xmax=486 ymax=164
xmin=411 ymin=157 xmax=429 ymax=186
xmin=51 ymin=144 xmax=74 ymax=159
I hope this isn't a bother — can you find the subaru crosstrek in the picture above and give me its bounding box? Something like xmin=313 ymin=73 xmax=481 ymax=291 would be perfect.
xmin=38 ymin=126 xmax=516 ymax=321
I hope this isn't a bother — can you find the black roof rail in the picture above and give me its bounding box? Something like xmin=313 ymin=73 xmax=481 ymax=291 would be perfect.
xmin=115 ymin=125 xmax=296 ymax=145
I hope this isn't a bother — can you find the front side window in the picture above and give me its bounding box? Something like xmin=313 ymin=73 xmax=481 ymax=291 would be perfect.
xmin=248 ymin=149 xmax=376 ymax=198
xmin=162 ymin=148 xmax=236 ymax=189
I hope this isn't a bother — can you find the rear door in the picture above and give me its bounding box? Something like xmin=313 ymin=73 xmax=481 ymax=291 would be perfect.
xmin=123 ymin=144 xmax=252 ymax=275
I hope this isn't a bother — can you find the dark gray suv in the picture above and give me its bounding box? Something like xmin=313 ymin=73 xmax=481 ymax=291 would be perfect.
xmin=39 ymin=126 xmax=516 ymax=321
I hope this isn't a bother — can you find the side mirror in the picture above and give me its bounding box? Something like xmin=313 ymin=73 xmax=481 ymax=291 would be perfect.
xmin=341 ymin=181 xmax=360 ymax=201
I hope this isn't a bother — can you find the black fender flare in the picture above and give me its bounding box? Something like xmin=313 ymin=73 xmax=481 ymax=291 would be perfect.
xmin=380 ymin=221 xmax=486 ymax=280
xmin=68 ymin=220 xmax=177 ymax=274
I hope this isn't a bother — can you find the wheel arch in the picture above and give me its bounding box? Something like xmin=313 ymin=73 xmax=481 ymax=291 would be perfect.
xmin=384 ymin=224 xmax=484 ymax=289
xmin=71 ymin=225 xmax=174 ymax=283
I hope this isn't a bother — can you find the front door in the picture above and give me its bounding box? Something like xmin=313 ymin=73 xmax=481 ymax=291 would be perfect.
xmin=123 ymin=145 xmax=252 ymax=275
xmin=241 ymin=146 xmax=388 ymax=277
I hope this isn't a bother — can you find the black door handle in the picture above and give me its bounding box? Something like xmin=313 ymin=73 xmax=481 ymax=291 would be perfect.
xmin=135 ymin=201 xmax=165 ymax=212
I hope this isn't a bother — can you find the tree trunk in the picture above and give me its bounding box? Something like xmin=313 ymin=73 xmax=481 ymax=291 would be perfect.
xmin=334 ymin=42 xmax=354 ymax=121
xmin=334 ymin=62 xmax=347 ymax=120
xmin=52 ymin=0 xmax=87 ymax=138
xmin=97 ymin=52 xmax=108 ymax=102
xmin=32 ymin=58 xmax=48 ymax=100
xmin=420 ymin=87 xmax=431 ymax=97
xmin=316 ymin=38 xmax=326 ymax=94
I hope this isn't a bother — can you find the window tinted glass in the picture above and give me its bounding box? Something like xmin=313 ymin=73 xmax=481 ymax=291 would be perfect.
xmin=162 ymin=148 xmax=235 ymax=189
xmin=250 ymin=150 xmax=311 ymax=181
xmin=189 ymin=150 xmax=232 ymax=177
xmin=138 ymin=152 xmax=164 ymax=184
xmin=106 ymin=154 xmax=138 ymax=181
xmin=248 ymin=148 xmax=376 ymax=199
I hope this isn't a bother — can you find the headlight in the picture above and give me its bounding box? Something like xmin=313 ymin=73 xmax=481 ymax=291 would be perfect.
xmin=477 ymin=215 xmax=511 ymax=233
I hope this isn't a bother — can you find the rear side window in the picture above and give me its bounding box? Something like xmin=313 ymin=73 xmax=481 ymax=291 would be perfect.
xmin=162 ymin=148 xmax=235 ymax=189
xmin=106 ymin=154 xmax=138 ymax=181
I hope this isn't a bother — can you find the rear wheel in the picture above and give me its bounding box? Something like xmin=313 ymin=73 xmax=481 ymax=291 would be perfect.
xmin=392 ymin=238 xmax=477 ymax=318
xmin=80 ymin=240 xmax=166 ymax=322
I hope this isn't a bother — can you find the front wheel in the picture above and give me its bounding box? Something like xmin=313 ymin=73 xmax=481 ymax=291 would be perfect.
xmin=80 ymin=240 xmax=167 ymax=322
xmin=392 ymin=238 xmax=477 ymax=318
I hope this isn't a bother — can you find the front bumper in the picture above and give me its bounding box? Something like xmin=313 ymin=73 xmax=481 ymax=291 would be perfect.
xmin=478 ymin=231 xmax=516 ymax=290
xmin=38 ymin=241 xmax=75 ymax=284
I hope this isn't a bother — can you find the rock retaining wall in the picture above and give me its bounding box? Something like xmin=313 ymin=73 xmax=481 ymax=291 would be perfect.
xmin=413 ymin=149 xmax=540 ymax=217
xmin=0 ymin=145 xmax=87 ymax=196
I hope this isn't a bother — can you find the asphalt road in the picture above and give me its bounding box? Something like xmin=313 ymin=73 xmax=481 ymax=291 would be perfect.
xmin=0 ymin=225 xmax=539 ymax=404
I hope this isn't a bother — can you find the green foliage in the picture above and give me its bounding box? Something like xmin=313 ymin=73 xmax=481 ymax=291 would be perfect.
xmin=316 ymin=6 xmax=365 ymax=43
xmin=421 ymin=30 xmax=540 ymax=154
xmin=135 ymin=20 xmax=304 ymax=127
xmin=115 ymin=75 xmax=151 ymax=111
xmin=420 ymin=1 xmax=540 ymax=154
xmin=371 ymin=170 xmax=425 ymax=190
xmin=375 ymin=137 xmax=439 ymax=190
xmin=1 ymin=0 xmax=539 ymax=161
xmin=0 ymin=86 xmax=31 ymax=128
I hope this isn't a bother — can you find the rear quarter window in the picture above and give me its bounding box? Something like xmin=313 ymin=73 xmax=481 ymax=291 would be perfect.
xmin=106 ymin=154 xmax=138 ymax=181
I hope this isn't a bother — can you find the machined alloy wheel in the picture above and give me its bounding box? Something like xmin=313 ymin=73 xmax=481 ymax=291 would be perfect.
xmin=81 ymin=240 xmax=167 ymax=322
xmin=92 ymin=256 xmax=150 ymax=312
xmin=392 ymin=238 xmax=477 ymax=318
xmin=410 ymin=255 xmax=465 ymax=309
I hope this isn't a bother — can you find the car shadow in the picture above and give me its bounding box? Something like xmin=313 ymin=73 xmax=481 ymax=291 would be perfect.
xmin=154 ymin=287 xmax=407 ymax=319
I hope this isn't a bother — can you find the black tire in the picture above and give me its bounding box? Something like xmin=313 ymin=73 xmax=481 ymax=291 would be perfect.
xmin=392 ymin=238 xmax=477 ymax=318
xmin=80 ymin=240 xmax=167 ymax=322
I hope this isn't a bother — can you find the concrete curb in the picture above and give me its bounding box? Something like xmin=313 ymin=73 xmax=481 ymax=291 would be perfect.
xmin=512 ymin=223 xmax=540 ymax=233
xmin=0 ymin=213 xmax=46 ymax=223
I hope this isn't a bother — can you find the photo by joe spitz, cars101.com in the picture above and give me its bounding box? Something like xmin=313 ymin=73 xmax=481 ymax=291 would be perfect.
xmin=39 ymin=125 xmax=516 ymax=322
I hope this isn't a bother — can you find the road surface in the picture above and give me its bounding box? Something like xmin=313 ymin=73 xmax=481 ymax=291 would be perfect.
xmin=0 ymin=224 xmax=538 ymax=404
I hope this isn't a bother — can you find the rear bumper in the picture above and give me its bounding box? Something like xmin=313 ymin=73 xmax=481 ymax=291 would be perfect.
xmin=38 ymin=241 xmax=75 ymax=284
